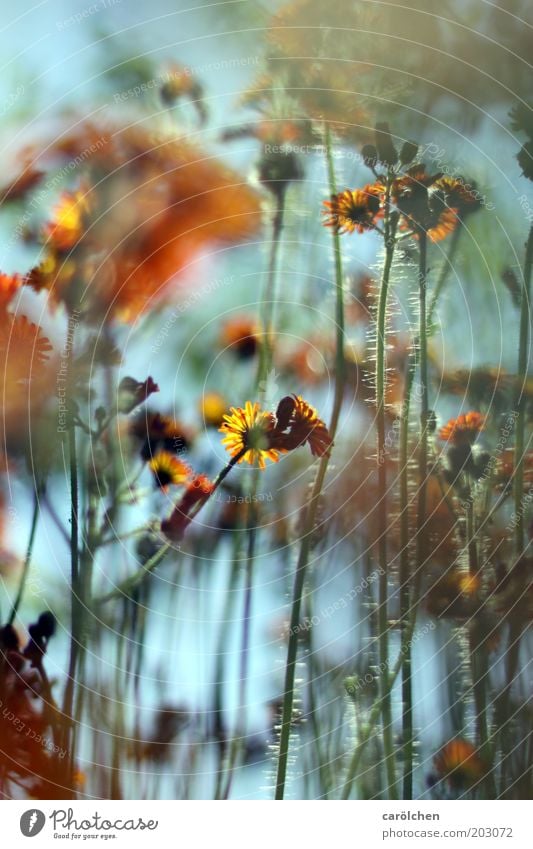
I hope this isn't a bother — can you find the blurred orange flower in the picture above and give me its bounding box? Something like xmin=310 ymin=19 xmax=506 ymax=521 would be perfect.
xmin=439 ymin=412 xmax=485 ymax=445
xmin=23 ymin=122 xmax=262 ymax=322
xmin=433 ymin=739 xmax=486 ymax=788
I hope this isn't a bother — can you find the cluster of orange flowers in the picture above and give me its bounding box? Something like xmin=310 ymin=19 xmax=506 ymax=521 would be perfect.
xmin=11 ymin=121 xmax=261 ymax=323
xmin=323 ymin=166 xmax=479 ymax=242
xmin=322 ymin=126 xmax=480 ymax=242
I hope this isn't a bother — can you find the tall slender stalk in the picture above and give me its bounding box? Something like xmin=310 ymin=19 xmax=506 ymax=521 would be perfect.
xmin=513 ymin=224 xmax=533 ymax=555
xmin=8 ymin=489 xmax=40 ymax=625
xmin=398 ymin=352 xmax=416 ymax=799
xmin=497 ymin=223 xmax=533 ymax=789
xmin=427 ymin=225 xmax=462 ymax=328
xmin=274 ymin=125 xmax=345 ymax=800
xmin=375 ymin=176 xmax=398 ymax=799
xmin=61 ymin=315 xmax=80 ymax=777
xmin=221 ymin=185 xmax=286 ymax=798
xmin=398 ymin=224 xmax=463 ymax=798
xmin=415 ymin=231 xmax=429 ymax=599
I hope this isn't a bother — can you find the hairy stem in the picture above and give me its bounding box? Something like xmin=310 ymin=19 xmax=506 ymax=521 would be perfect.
xmin=375 ymin=174 xmax=398 ymax=799
xmin=274 ymin=124 xmax=345 ymax=800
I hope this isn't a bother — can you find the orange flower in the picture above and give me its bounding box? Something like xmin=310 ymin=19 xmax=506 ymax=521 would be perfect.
xmin=199 ymin=392 xmax=227 ymax=428
xmin=130 ymin=410 xmax=193 ymax=461
xmin=220 ymin=401 xmax=279 ymax=469
xmin=23 ymin=122 xmax=262 ymax=322
xmin=0 ymin=315 xmax=52 ymax=383
xmin=438 ymin=412 xmax=485 ymax=445
xmin=42 ymin=186 xmax=91 ymax=253
xmin=221 ymin=315 xmax=260 ymax=359
xmin=392 ymin=166 xmax=460 ymax=242
xmin=425 ymin=569 xmax=481 ymax=619
xmin=322 ymin=186 xmax=382 ymax=234
xmin=149 ymin=452 xmax=190 ymax=490
xmin=0 ymin=272 xmax=24 ymax=314
xmin=432 ymin=739 xmax=486 ymax=788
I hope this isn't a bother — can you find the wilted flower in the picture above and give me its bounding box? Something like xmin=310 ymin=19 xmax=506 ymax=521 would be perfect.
xmin=131 ymin=411 xmax=193 ymax=461
xmin=159 ymin=62 xmax=207 ymax=124
xmin=273 ymin=395 xmax=333 ymax=457
xmin=219 ymin=395 xmax=332 ymax=468
xmin=117 ymin=376 xmax=159 ymax=414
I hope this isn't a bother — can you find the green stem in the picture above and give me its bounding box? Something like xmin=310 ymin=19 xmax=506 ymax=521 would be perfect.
xmin=274 ymin=124 xmax=345 ymax=800
xmin=496 ymin=223 xmax=533 ymax=793
xmin=341 ymin=611 xmax=418 ymax=799
xmin=427 ymin=224 xmax=462 ymax=329
xmin=8 ymin=489 xmax=40 ymax=625
xmin=61 ymin=315 xmax=79 ymax=775
xmin=466 ymin=496 xmax=495 ymax=795
xmin=257 ymin=188 xmax=286 ymax=385
xmin=95 ymin=449 xmax=247 ymax=606
xmin=399 ymin=224 xmax=461 ymax=798
xmin=399 ymin=351 xmax=416 ymax=799
xmin=376 ymin=174 xmax=398 ymax=799
xmin=513 ymin=223 xmax=533 ymax=556
xmin=415 ymin=230 xmax=429 ymax=599
xmin=223 ymin=175 xmax=286 ymax=799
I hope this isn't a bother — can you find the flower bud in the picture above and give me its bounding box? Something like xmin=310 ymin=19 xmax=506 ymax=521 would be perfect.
xmin=375 ymin=122 xmax=398 ymax=166
xmin=399 ymin=140 xmax=418 ymax=166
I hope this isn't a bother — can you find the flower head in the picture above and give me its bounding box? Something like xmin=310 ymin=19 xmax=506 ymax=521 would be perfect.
xmin=392 ymin=166 xmax=459 ymax=242
xmin=42 ymin=186 xmax=91 ymax=253
xmin=438 ymin=412 xmax=485 ymax=445
xmin=432 ymin=739 xmax=486 ymax=788
xmin=221 ymin=316 xmax=260 ymax=359
xmin=22 ymin=122 xmax=262 ymax=322
xmin=322 ymin=186 xmax=382 ymax=234
xmin=273 ymin=395 xmax=333 ymax=457
xmin=131 ymin=410 xmax=193 ymax=460
xmin=219 ymin=401 xmax=279 ymax=469
xmin=0 ymin=272 xmax=24 ymax=314
xmin=199 ymin=392 xmax=227 ymax=428
xmin=149 ymin=452 xmax=190 ymax=490
xmin=117 ymin=376 xmax=159 ymax=414
xmin=159 ymin=62 xmax=206 ymax=124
